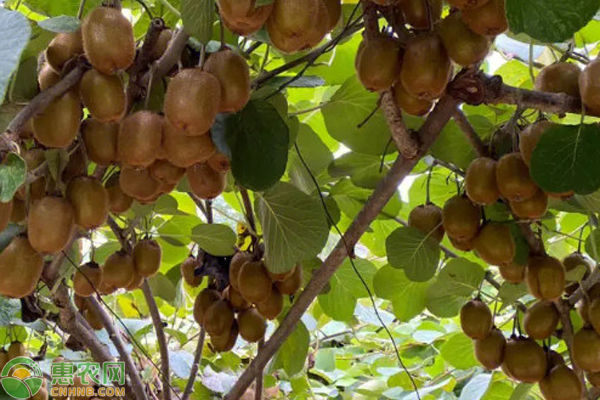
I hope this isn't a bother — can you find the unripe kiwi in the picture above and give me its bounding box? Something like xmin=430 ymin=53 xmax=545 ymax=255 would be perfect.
xmin=66 ymin=176 xmax=109 ymax=229
xmin=118 ymin=111 xmax=163 ymax=168
xmin=119 ymin=166 xmax=161 ymax=201
xmin=81 ymin=119 xmax=118 ymax=166
xmin=224 ymin=286 xmax=251 ymax=311
xmin=399 ymin=0 xmax=442 ymax=29
xmin=535 ymin=62 xmax=581 ymax=98
xmin=496 ymin=153 xmax=539 ymax=202
xmin=256 ymin=287 xmax=283 ymax=320
xmin=580 ymin=59 xmax=600 ymax=116
xmin=7 ymin=341 xmax=25 ymax=360
xmin=447 ymin=0 xmax=488 ymax=10
xmin=238 ymin=308 xmax=267 ymax=343
xmin=207 ymin=151 xmax=232 ymax=173
xmin=103 ymin=251 xmax=135 ymax=289
xmin=203 ymin=299 xmax=235 ymax=336
xmin=393 ymin=81 xmax=433 ymax=116
xmin=229 ymin=252 xmax=253 ymax=291
xmin=107 ymin=181 xmax=133 ymax=214
xmin=45 ymin=30 xmax=83 ymax=72
xmin=0 ymin=237 xmax=43 ymax=298
xmin=82 ymin=7 xmax=135 ymax=75
xmin=28 ymin=196 xmax=75 ymax=254
xmin=275 ymin=265 xmax=302 ymax=295
xmin=526 ymin=256 xmax=566 ymax=301
xmin=355 ymin=35 xmax=401 ymax=92
xmin=442 ymin=195 xmax=481 ymax=241
xmin=193 ymin=289 xmax=221 ymax=325
xmin=73 ymin=262 xmax=103 ymax=297
xmin=149 ymin=160 xmax=185 ymax=185
xmin=133 ymin=239 xmax=162 ymax=278
xmin=32 ymin=91 xmax=81 ymax=148
xmin=217 ymin=0 xmax=273 ymax=36
xmin=150 ymin=29 xmax=173 ymax=61
xmin=181 ymin=257 xmax=202 ymax=287
xmin=0 ymin=199 xmax=12 ymax=232
xmin=79 ymin=69 xmax=126 ymax=122
xmin=204 ymin=50 xmax=251 ymax=113
xmin=539 ymin=365 xmax=582 ymax=400
xmin=465 ymin=157 xmax=500 ymax=205
xmin=461 ymin=0 xmax=508 ymax=36
xmin=187 ymin=163 xmax=226 ymax=200
xmin=163 ymin=122 xmax=216 ymax=168
xmin=474 ymin=328 xmax=505 ymax=370
xmin=84 ymin=308 xmax=104 ymax=330
xmin=211 ymin=321 xmax=238 ymax=352
xmin=164 ymin=68 xmax=221 ymax=136
xmin=38 ymin=63 xmax=60 ymax=90
xmin=523 ymin=301 xmax=559 ymax=340
xmin=520 ymin=121 xmax=556 ymax=166
xmin=437 ymin=12 xmax=491 ymax=67
xmin=238 ymin=261 xmax=273 ymax=304
xmin=408 ymin=203 xmax=444 ymax=241
xmin=573 ymin=328 xmax=600 ymax=372
xmin=499 ymin=262 xmax=526 ymax=284
xmin=509 ymin=190 xmax=548 ymax=220
xmin=503 ymin=337 xmax=547 ymax=383
xmin=460 ymin=299 xmax=492 ymax=339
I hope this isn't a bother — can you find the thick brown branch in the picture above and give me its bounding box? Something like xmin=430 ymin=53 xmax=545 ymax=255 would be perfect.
xmin=129 ymin=18 xmax=166 ymax=77
xmin=453 ymin=108 xmax=488 ymax=158
xmin=181 ymin=328 xmax=205 ymax=400
xmin=380 ymin=91 xmax=419 ymax=159
xmin=568 ymin=266 xmax=600 ymax=307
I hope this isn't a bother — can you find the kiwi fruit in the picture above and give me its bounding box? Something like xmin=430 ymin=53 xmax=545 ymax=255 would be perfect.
xmin=573 ymin=328 xmax=600 ymax=372
xmin=238 ymin=308 xmax=267 ymax=343
xmin=267 ymin=268 xmax=295 ymax=282
xmin=118 ymin=111 xmax=163 ymax=168
xmin=229 ymin=252 xmax=253 ymax=291
xmin=520 ymin=121 xmax=556 ymax=166
xmin=32 ymin=91 xmax=82 ymax=148
xmin=238 ymin=260 xmax=273 ymax=303
xmin=98 ymin=280 xmax=116 ymax=295
xmin=399 ymin=0 xmax=442 ymax=29
xmin=66 ymin=176 xmax=109 ymax=229
xmin=0 ymin=237 xmax=43 ymax=298
xmin=163 ymin=121 xmax=216 ymax=168
xmin=164 ymin=68 xmax=221 ymax=136
xmin=38 ymin=63 xmax=61 ymax=90
xmin=74 ymin=294 xmax=88 ymax=311
xmin=535 ymin=62 xmax=581 ymax=97
xmin=442 ymin=195 xmax=481 ymax=241
xmin=193 ymin=288 xmax=221 ymax=325
xmin=266 ymin=18 xmax=308 ymax=54
xmin=256 ymin=287 xmax=284 ymax=320
xmin=207 ymin=151 xmax=232 ymax=173
xmin=28 ymin=196 xmax=75 ymax=254
xmin=217 ymin=0 xmax=273 ymax=36
xmin=81 ymin=119 xmax=119 ymax=166
xmin=73 ymin=262 xmax=103 ymax=297
xmin=323 ymin=0 xmax=341 ymax=30
xmin=580 ymin=59 xmax=600 ymax=116
xmin=71 ymin=376 xmax=95 ymax=400
xmin=474 ymin=328 xmax=505 ymax=370
xmin=408 ymin=203 xmax=444 ymax=241
xmin=103 ymin=251 xmax=136 ymax=289
xmin=563 ymin=252 xmax=591 ymax=273
xmin=106 ymin=182 xmax=134 ymax=214
xmin=502 ymin=337 xmax=547 ymax=383
xmin=461 ymin=0 xmax=508 ymax=36
xmin=187 ymin=163 xmax=226 ymax=200
xmin=82 ymin=7 xmax=135 ymax=75
xmin=499 ymin=262 xmax=526 ymax=284
xmin=79 ymin=69 xmax=126 ymax=122
xmin=225 ymin=286 xmax=251 ymax=311
xmin=460 ymin=299 xmax=492 ymax=339
xmin=437 ymin=12 xmax=491 ymax=67
xmin=526 ymin=256 xmax=566 ymax=301
xmin=509 ymin=189 xmax=548 ymax=220
xmin=401 ymin=32 xmax=452 ymax=100
xmin=181 ymin=256 xmax=202 ymax=287
xmin=211 ymin=321 xmax=239 ymax=352
xmin=45 ymin=30 xmax=83 ymax=72
xmin=31 ymin=379 xmax=48 ymax=400
xmin=266 ymin=0 xmax=320 ymax=41
xmin=203 ymin=299 xmax=235 ymax=336
xmin=523 ymin=301 xmax=559 ymax=340
xmin=10 ymin=198 xmax=25 ymax=223
xmin=126 ymin=273 xmax=144 ymax=291
xmin=588 ymin=371 xmax=600 ymax=387
xmin=149 ymin=160 xmax=185 ymax=185
xmin=496 ymin=153 xmax=539 ymax=202
xmin=393 ymin=81 xmax=433 ymax=116
xmin=119 ymin=166 xmax=161 ymax=201
xmin=150 ymin=29 xmax=173 ymax=61
xmin=204 ymin=50 xmax=251 ymax=113
xmin=578 ymin=284 xmax=600 ymax=325
xmin=465 ymin=157 xmax=500 ymax=205
xmin=355 ymin=35 xmax=401 ymax=92
xmin=447 ymin=0 xmax=488 ymax=10
xmin=0 ymin=350 xmax=7 ymax=374
xmin=450 ymin=236 xmax=474 ymax=252
xmin=588 ymin=298 xmax=600 ymax=336
xmin=133 ymin=239 xmax=162 ymax=278
xmin=539 ymin=365 xmax=582 ymax=400
xmin=0 ymin=200 xmax=12 ymax=232
xmin=7 ymin=341 xmax=25 ymax=360
xmin=84 ymin=308 xmax=104 ymax=330
xmin=276 ymin=265 xmax=302 ymax=295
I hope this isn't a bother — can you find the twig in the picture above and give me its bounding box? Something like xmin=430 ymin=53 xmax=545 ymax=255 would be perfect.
xmin=255 ymin=340 xmax=264 ymax=400
xmin=188 ymin=193 xmax=209 ymax=221
xmin=239 ymin=188 xmax=257 ymax=232
xmin=181 ymin=329 xmax=205 ymax=400
xmin=380 ymin=89 xmax=419 ymax=159
xmin=77 ymin=0 xmax=87 ymax=19
xmin=129 ymin=18 xmax=166 ymax=77
xmin=568 ymin=267 xmax=600 ymax=307
xmin=106 ymin=216 xmax=132 ymax=252
xmin=453 ymin=108 xmax=488 ymax=158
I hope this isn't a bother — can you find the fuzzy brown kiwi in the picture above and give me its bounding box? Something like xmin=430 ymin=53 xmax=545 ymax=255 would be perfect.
xmin=0 ymin=199 xmax=12 ymax=232
xmin=73 ymin=262 xmax=103 ymax=297
xmin=573 ymin=328 xmax=600 ymax=372
xmin=265 ymin=17 xmax=306 ymax=53
xmin=0 ymin=236 xmax=43 ymax=298
xmin=267 ymin=268 xmax=295 ymax=282
xmin=450 ymin=236 xmax=475 ymax=252
xmin=107 ymin=181 xmax=134 ymax=214
xmin=66 ymin=176 xmax=109 ymax=229
xmin=81 ymin=119 xmax=118 ymax=166
xmin=38 ymin=63 xmax=60 ymax=90
xmin=7 ymin=341 xmax=25 ymax=360
xmin=496 ymin=153 xmax=539 ymax=202
xmin=275 ymin=265 xmax=302 ymax=295
xmin=502 ymin=337 xmax=547 ymax=383
xmin=82 ymin=7 xmax=135 ymax=75
xmin=588 ymin=298 xmax=600 ymax=336
xmin=523 ymin=300 xmax=559 ymax=340
xmin=267 ymin=0 xmax=319 ymax=39
xmin=238 ymin=308 xmax=267 ymax=343
xmin=460 ymin=298 xmax=492 ymax=339
xmin=103 ymin=251 xmax=136 ymax=289
xmin=98 ymin=279 xmax=116 ymax=295
xmin=203 ymin=299 xmax=235 ymax=336
xmin=465 ymin=157 xmax=500 ymax=205
xmin=118 ymin=111 xmax=163 ymax=168
xmin=207 ymin=151 xmax=231 ymax=173
xmin=323 ymin=0 xmax=341 ymax=30
xmin=563 ymin=252 xmax=592 ymax=273
xmin=74 ymin=294 xmax=88 ymax=311
xmin=588 ymin=371 xmax=600 ymax=387
xmin=442 ymin=195 xmax=481 ymax=241
xmin=509 ymin=189 xmax=548 ymax=220
xmin=224 ymin=286 xmax=251 ymax=311
xmin=0 ymin=350 xmax=7 ymax=376
xmin=580 ymin=59 xmax=600 ymax=116
xmin=187 ymin=163 xmax=226 ymax=200
xmin=461 ymin=0 xmax=508 ymax=36
xmin=408 ymin=203 xmax=444 ymax=241
xmin=393 ymin=81 xmax=433 ymax=116
xmin=355 ymin=35 xmax=401 ymax=92
xmin=211 ymin=321 xmax=239 ymax=352
xmin=399 ymin=0 xmax=442 ymax=29
xmin=32 ymin=91 xmax=81 ymax=148
xmin=437 ymin=12 xmax=491 ymax=67
xmin=149 ymin=160 xmax=185 ymax=185
xmin=229 ymin=252 xmax=253 ymax=291
xmin=474 ymin=328 xmax=505 ymax=370
xmin=125 ymin=273 xmax=144 ymax=291
xmin=578 ymin=284 xmax=600 ymax=325
xmin=238 ymin=261 xmax=273 ymax=304
xmin=9 ymin=198 xmax=25 ymax=223
xmin=45 ymin=30 xmax=83 ymax=72
xmin=447 ymin=0 xmax=488 ymax=10
xmin=539 ymin=365 xmax=582 ymax=400
xmin=181 ymin=256 xmax=202 ymax=287
xmin=150 ymin=29 xmax=173 ymax=61
xmin=204 ymin=50 xmax=251 ymax=113
xmin=28 ymin=196 xmax=75 ymax=254
xmin=163 ymin=121 xmax=216 ymax=168
xmin=79 ymin=69 xmax=126 ymax=122
xmin=256 ymin=286 xmax=284 ymax=320
xmin=133 ymin=239 xmax=162 ymax=278
xmin=84 ymin=308 xmax=104 ymax=330
xmin=499 ymin=262 xmax=526 ymax=284
xmin=217 ymin=0 xmax=273 ymax=36
xmin=535 ymin=62 xmax=581 ymax=97
xmin=526 ymin=256 xmax=566 ymax=301
xmin=193 ymin=289 xmax=221 ymax=325
xmin=119 ymin=166 xmax=161 ymax=201
xmin=519 ymin=121 xmax=556 ymax=166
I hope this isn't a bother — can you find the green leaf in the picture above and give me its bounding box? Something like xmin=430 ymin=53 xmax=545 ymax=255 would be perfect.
xmin=482 ymin=382 xmax=513 ymax=400
xmin=256 ymin=182 xmax=329 ymax=274
xmin=506 ymin=0 xmax=599 ymax=43
xmin=408 ymin=170 xmax=457 ymax=209
xmin=38 ymin=16 xmax=80 ymax=32
xmin=508 ymin=384 xmax=533 ymax=400
xmin=288 ymin=124 xmax=333 ymax=193
xmin=431 ymin=120 xmax=479 ymax=170
xmin=328 ymin=152 xmax=390 ymax=189
xmin=272 ymin=320 xmax=310 ymax=376
xmin=585 ymin=229 xmax=600 ymax=261
xmin=440 ymin=333 xmax=478 ymax=370
xmin=44 ymin=149 xmax=68 ymax=183
xmin=499 ymin=282 xmax=529 ymax=305
xmin=0 ymin=9 xmax=31 ymax=100
xmin=148 ymin=273 xmax=177 ymax=303
xmin=213 ymin=100 xmax=289 ymax=191
xmin=181 ymin=0 xmax=214 ymax=44
xmin=373 ymin=265 xmax=431 ymax=322
xmin=191 ymin=224 xmax=236 ymax=256
xmin=22 ymin=0 xmax=102 ymax=17
xmin=330 ymin=179 xmax=401 ymax=220
xmin=386 ymin=227 xmax=440 ymax=282
xmin=0 ymin=153 xmax=26 ymax=202
xmin=458 ymin=373 xmax=492 ymax=400
xmin=530 ymin=124 xmax=600 ymax=195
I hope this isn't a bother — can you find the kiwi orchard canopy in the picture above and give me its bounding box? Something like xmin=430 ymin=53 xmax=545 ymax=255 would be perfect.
xmin=0 ymin=0 xmax=599 ymax=399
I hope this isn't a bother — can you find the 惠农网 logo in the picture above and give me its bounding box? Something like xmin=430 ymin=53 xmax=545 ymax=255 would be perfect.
xmin=0 ymin=357 xmax=44 ymax=399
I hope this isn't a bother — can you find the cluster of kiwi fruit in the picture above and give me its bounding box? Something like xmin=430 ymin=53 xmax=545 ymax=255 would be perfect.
xmin=217 ymin=0 xmax=341 ymax=54
xmin=193 ymin=252 xmax=301 ymax=352
xmin=356 ymin=0 xmax=506 ymax=114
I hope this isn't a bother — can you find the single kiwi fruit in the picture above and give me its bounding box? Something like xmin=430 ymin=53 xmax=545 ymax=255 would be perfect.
xmin=588 ymin=371 xmax=600 ymax=387
xmin=38 ymin=63 xmax=61 ymax=90
xmin=84 ymin=308 xmax=104 ymax=330
xmin=523 ymin=300 xmax=559 ymax=340
xmin=33 ymin=91 xmax=81 ymax=148
xmin=526 ymin=256 xmax=566 ymax=301
xmin=238 ymin=260 xmax=273 ymax=304
xmin=203 ymin=299 xmax=235 ymax=336
xmin=323 ymin=0 xmax=341 ymax=30
xmin=502 ymin=337 xmax=547 ymax=383
xmin=465 ymin=157 xmax=500 ymax=205
xmin=118 ymin=111 xmax=163 ymax=168
xmin=7 ymin=341 xmax=25 ymax=360
xmin=408 ymin=203 xmax=444 ymax=241
xmin=573 ymin=328 xmax=600 ymax=372
xmin=211 ymin=321 xmax=239 ymax=352
xmin=539 ymin=365 xmax=582 ymax=400
xmin=401 ymin=32 xmax=452 ymax=100
xmin=204 ymin=50 xmax=251 ymax=113
xmin=217 ymin=0 xmax=273 ymax=36
xmin=256 ymin=286 xmax=284 ymax=320
xmin=267 ymin=268 xmax=295 ymax=282
xmin=0 ymin=236 xmax=43 ymax=298
xmin=499 ymin=262 xmax=526 ymax=284
xmin=474 ymin=328 xmax=505 ymax=370
xmin=578 ymin=284 xmax=600 ymax=325
xmin=535 ymin=62 xmax=581 ymax=97
xmin=393 ymin=81 xmax=433 ymax=116
xmin=461 ymin=0 xmax=508 ymax=36
xmin=399 ymin=0 xmax=442 ymax=29
xmin=355 ymin=35 xmax=401 ymax=92
xmin=588 ymin=298 xmax=600 ymax=336
xmin=125 ymin=273 xmax=144 ymax=291
xmin=267 ymin=0 xmax=319 ymax=39
xmin=103 ymin=250 xmax=136 ymax=289
xmin=79 ymin=68 xmax=126 ymax=122
xmin=442 ymin=195 xmax=481 ymax=241
xmin=238 ymin=308 xmax=267 ymax=343
xmin=0 ymin=350 xmax=7 ymax=375
xmin=0 ymin=199 xmax=12 ymax=232
xmin=74 ymin=294 xmax=88 ymax=311
xmin=447 ymin=0 xmax=488 ymax=10
xmin=71 ymin=376 xmax=95 ymax=400
xmin=580 ymin=59 xmax=600 ymax=116
xmin=460 ymin=298 xmax=492 ymax=339
xmin=509 ymin=189 xmax=548 ymax=220
xmin=66 ymin=176 xmax=109 ymax=229
xmin=73 ymin=261 xmax=103 ymax=297
xmin=520 ymin=121 xmax=556 ymax=166
xmin=563 ymin=252 xmax=592 ymax=273
xmin=275 ymin=265 xmax=302 ymax=295
xmin=133 ymin=239 xmax=162 ymax=278
xmin=119 ymin=166 xmax=161 ymax=201
xmin=450 ymin=236 xmax=475 ymax=251
xmin=149 ymin=160 xmax=185 ymax=185
xmin=437 ymin=12 xmax=491 ymax=67
xmin=193 ymin=288 xmax=221 ymax=325
xmin=45 ymin=30 xmax=83 ymax=72
xmin=266 ymin=17 xmax=307 ymax=53
xmin=163 ymin=121 xmax=216 ymax=168
xmin=28 ymin=196 xmax=75 ymax=254
xmin=181 ymin=256 xmax=202 ymax=287
xmin=106 ymin=181 xmax=134 ymax=214
xmin=187 ymin=163 xmax=226 ymax=200
xmin=82 ymin=7 xmax=135 ymax=75
xmin=224 ymin=286 xmax=251 ymax=311
xmin=164 ymin=68 xmax=221 ymax=136
xmin=207 ymin=151 xmax=231 ymax=173
xmin=496 ymin=153 xmax=539 ymax=202
xmin=81 ymin=119 xmax=119 ymax=166
xmin=229 ymin=252 xmax=253 ymax=291
xmin=98 ymin=279 xmax=117 ymax=295
xmin=150 ymin=29 xmax=173 ymax=61
xmin=10 ymin=198 xmax=25 ymax=223
xmin=303 ymin=0 xmax=330 ymax=49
